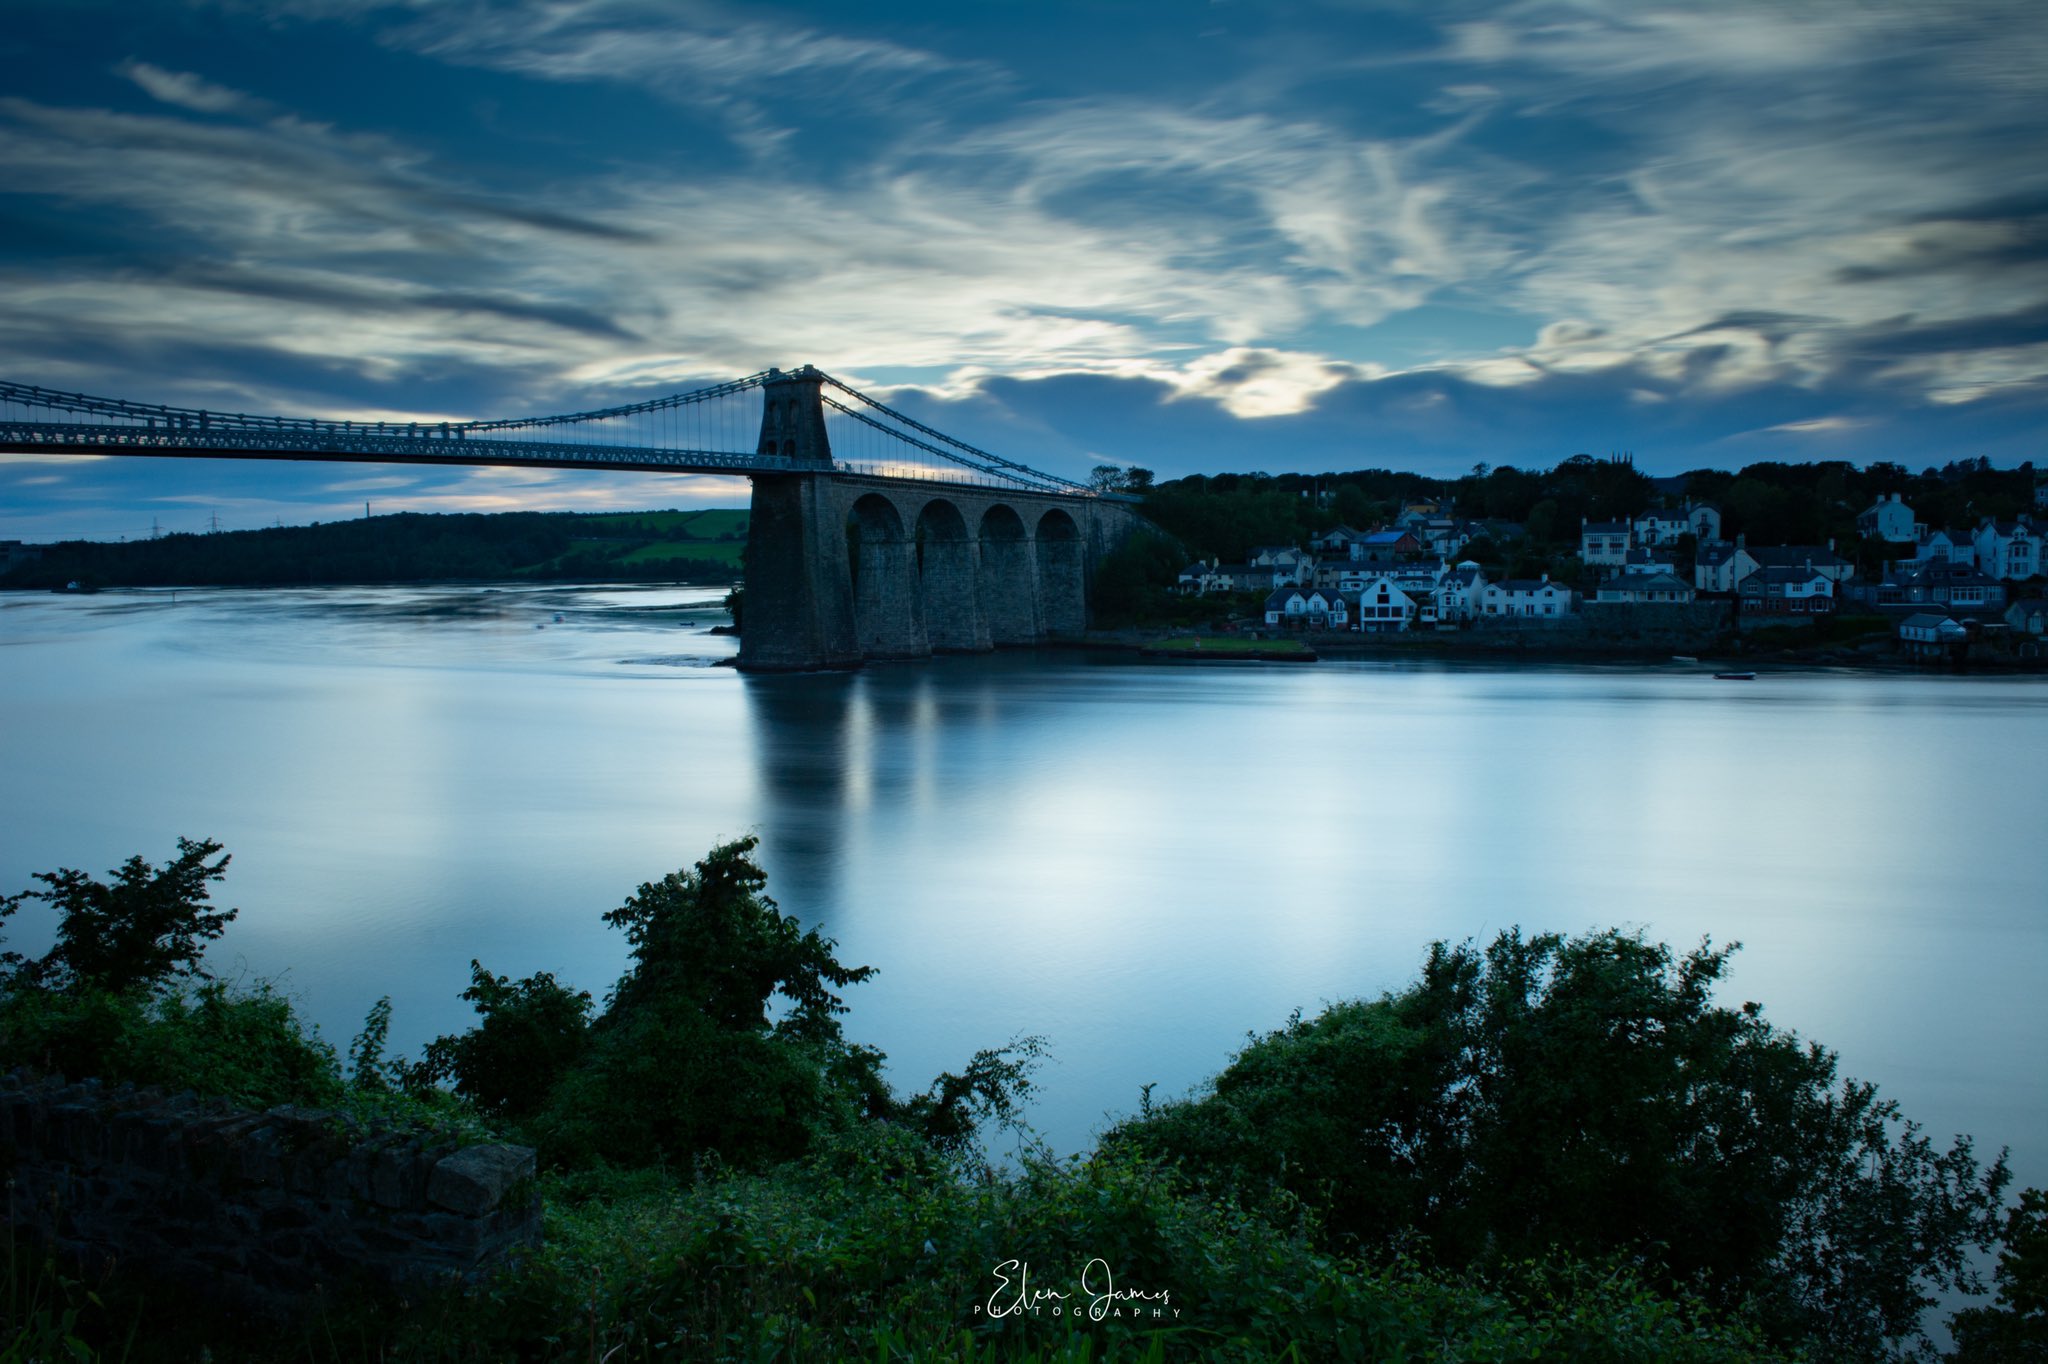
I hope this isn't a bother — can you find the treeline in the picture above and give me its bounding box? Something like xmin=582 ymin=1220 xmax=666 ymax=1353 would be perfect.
xmin=2 ymin=510 xmax=744 ymax=589
xmin=1143 ymin=455 xmax=2040 ymax=568
xmin=3 ymin=838 xmax=2042 ymax=1361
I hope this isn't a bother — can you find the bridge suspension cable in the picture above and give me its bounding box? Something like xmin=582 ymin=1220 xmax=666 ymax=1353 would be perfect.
xmin=0 ymin=367 xmax=1097 ymax=496
xmin=819 ymin=394 xmax=1064 ymax=492
xmin=815 ymin=373 xmax=1090 ymax=494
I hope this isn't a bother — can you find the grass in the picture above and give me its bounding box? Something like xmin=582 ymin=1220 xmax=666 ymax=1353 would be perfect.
xmin=1148 ymin=636 xmax=1310 ymax=654
xmin=616 ymin=540 xmax=746 ymax=566
xmin=577 ymin=509 xmax=750 ymax=538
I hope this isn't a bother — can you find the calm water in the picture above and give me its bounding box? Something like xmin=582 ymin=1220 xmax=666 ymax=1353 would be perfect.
xmin=2 ymin=584 xmax=2043 ymax=1201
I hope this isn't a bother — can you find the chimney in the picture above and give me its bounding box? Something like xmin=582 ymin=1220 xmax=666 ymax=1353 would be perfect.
xmin=1736 ymin=533 xmax=1746 ymax=551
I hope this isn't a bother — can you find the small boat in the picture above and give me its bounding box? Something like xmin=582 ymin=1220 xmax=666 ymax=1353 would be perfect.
xmin=1713 ymin=671 xmax=1756 ymax=681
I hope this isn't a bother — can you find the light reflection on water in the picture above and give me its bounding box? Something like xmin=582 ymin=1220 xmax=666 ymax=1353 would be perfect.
xmin=1 ymin=585 xmax=2044 ymax=1202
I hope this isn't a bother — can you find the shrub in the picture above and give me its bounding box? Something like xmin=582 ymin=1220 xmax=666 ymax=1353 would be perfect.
xmin=1108 ymin=929 xmax=2010 ymax=1359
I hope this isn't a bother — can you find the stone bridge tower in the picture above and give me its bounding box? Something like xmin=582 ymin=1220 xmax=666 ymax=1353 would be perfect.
xmin=755 ymin=366 xmax=833 ymax=463
xmin=736 ymin=371 xmax=1146 ymax=671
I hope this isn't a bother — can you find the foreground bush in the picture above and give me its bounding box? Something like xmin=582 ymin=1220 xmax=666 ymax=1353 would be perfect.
xmin=0 ymin=842 xmax=2028 ymax=1361
xmin=1106 ymin=929 xmax=2011 ymax=1360
xmin=0 ymin=838 xmax=344 ymax=1108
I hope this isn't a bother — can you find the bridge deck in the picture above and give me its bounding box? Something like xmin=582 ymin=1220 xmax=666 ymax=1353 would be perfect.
xmin=0 ymin=421 xmax=1114 ymax=500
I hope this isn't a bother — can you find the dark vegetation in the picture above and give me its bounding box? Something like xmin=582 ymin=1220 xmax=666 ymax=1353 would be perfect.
xmin=2 ymin=841 xmax=2040 ymax=1362
xmin=1 ymin=508 xmax=749 ymax=590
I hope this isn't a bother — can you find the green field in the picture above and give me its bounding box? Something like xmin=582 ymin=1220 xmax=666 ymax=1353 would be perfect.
xmin=576 ymin=508 xmax=750 ymax=538
xmin=614 ymin=539 xmax=745 ymax=566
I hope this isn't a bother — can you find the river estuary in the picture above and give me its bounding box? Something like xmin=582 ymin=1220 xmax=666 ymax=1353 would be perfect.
xmin=2 ymin=583 xmax=2043 ymax=1207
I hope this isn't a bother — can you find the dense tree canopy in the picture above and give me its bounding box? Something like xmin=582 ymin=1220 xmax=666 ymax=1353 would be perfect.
xmin=1108 ymin=929 xmax=2011 ymax=1360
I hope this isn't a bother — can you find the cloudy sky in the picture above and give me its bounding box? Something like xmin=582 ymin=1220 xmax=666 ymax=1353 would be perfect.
xmin=3 ymin=0 xmax=2045 ymax=538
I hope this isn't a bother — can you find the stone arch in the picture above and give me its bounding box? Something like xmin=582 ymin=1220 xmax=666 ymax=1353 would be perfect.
xmin=915 ymin=498 xmax=989 ymax=652
xmin=847 ymin=493 xmax=926 ymax=659
xmin=1036 ymin=507 xmax=1086 ymax=639
xmin=977 ymin=504 xmax=1039 ymax=645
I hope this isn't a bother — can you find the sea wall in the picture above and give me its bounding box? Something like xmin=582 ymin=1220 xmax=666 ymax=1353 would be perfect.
xmin=1307 ymin=601 xmax=1733 ymax=655
xmin=1 ymin=1069 xmax=539 ymax=1308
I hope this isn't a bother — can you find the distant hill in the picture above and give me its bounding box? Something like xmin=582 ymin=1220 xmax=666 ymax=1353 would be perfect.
xmin=1 ymin=509 xmax=749 ymax=590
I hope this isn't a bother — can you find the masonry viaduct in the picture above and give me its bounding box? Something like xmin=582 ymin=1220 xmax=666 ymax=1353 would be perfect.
xmin=739 ymin=369 xmax=1144 ymax=670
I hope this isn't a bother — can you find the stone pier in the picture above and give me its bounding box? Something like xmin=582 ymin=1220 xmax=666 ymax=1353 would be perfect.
xmin=735 ymin=371 xmax=1144 ymax=671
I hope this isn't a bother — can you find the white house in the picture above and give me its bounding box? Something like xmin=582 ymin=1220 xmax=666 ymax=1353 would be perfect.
xmin=1631 ymin=509 xmax=1689 ymax=547
xmin=1874 ymin=562 xmax=2006 ymax=614
xmin=1248 ymin=544 xmax=1314 ymax=574
xmin=1434 ymin=563 xmax=1488 ymax=624
xmin=1382 ymin=559 xmax=1449 ymax=595
xmin=1898 ymin=612 xmax=1967 ymax=645
xmin=1912 ymin=528 xmax=1978 ymax=568
xmin=1739 ymin=566 xmax=1836 ymax=615
xmin=1697 ymin=538 xmax=1853 ymax=592
xmin=1687 ymin=502 xmax=1723 ymax=544
xmin=1482 ymin=576 xmax=1574 ymax=619
xmin=2007 ymin=597 xmax=2047 ymax=637
xmin=1596 ymin=572 xmax=1695 ymax=604
xmin=1311 ymin=526 xmax=1366 ymax=559
xmin=1355 ymin=576 xmax=1418 ymax=631
xmin=1856 ymin=494 xmax=1921 ymax=545
xmin=1313 ymin=560 xmax=1374 ymax=592
xmin=1263 ymin=587 xmax=1350 ymax=629
xmin=1177 ymin=560 xmax=1225 ymax=595
xmin=1972 ymin=518 xmax=2043 ymax=582
xmin=1263 ymin=587 xmax=1310 ymax=626
xmin=1695 ymin=540 xmax=1758 ymax=592
xmin=1580 ymin=519 xmax=1631 ymax=566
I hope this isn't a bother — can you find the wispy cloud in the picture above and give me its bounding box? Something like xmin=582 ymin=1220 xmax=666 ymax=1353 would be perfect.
xmin=116 ymin=59 xmax=273 ymax=117
xmin=3 ymin=0 xmax=2044 ymax=531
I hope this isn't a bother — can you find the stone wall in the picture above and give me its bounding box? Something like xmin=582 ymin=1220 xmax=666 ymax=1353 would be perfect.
xmin=1 ymin=1069 xmax=539 ymax=1309
xmin=1379 ymin=602 xmax=1732 ymax=650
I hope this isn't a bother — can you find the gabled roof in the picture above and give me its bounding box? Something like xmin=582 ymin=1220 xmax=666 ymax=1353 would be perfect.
xmin=1600 ymin=572 xmax=1690 ymax=594
xmin=1361 ymin=530 xmax=1417 ymax=546
xmin=1899 ymin=612 xmax=1958 ymax=629
xmin=1743 ymin=565 xmax=1833 ymax=588
xmin=1494 ymin=578 xmax=1564 ymax=593
xmin=1582 ymin=519 xmax=1630 ymax=535
xmin=1749 ymin=545 xmax=1849 ymax=569
xmin=1888 ymin=563 xmax=1998 ymax=588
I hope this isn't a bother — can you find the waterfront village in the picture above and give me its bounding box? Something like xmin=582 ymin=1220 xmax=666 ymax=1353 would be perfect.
xmin=1172 ymin=485 xmax=2048 ymax=661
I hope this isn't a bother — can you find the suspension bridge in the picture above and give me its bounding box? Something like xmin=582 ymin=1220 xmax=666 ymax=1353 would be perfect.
xmin=0 ymin=366 xmax=1147 ymax=670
